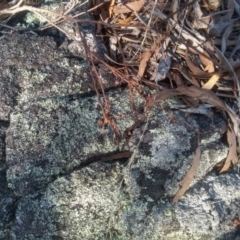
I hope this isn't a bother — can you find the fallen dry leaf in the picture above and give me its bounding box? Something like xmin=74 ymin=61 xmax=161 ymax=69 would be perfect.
xmin=232 ymin=218 xmax=240 ymax=227
xmin=170 ymin=71 xmax=199 ymax=107
xmin=177 ymin=86 xmax=227 ymax=109
xmin=109 ymin=0 xmax=115 ymax=17
xmin=185 ymin=50 xmax=213 ymax=78
xmin=118 ymin=16 xmax=133 ymax=25
xmin=202 ymin=72 xmax=221 ymax=90
xmin=203 ymin=0 xmax=221 ymax=11
xmin=170 ymin=71 xmax=183 ymax=87
xmin=193 ymin=8 xmax=237 ymax=37
xmin=199 ymin=51 xmax=215 ymax=73
xmin=154 ymin=85 xmax=227 ymax=110
xmin=193 ymin=1 xmax=203 ymax=19
xmin=171 ymin=0 xmax=179 ymax=22
xmin=137 ymin=50 xmax=152 ymax=79
xmin=113 ymin=0 xmax=145 ymax=14
xmin=172 ymin=147 xmax=201 ymax=204
xmin=153 ymin=88 xmax=181 ymax=103
xmin=220 ymin=123 xmax=238 ymax=173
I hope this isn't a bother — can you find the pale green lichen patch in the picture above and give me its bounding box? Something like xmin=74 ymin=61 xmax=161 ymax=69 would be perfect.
xmin=10 ymin=162 xmax=126 ymax=239
xmin=124 ymin=101 xmax=228 ymax=200
xmin=0 ymin=32 xmax=117 ymax=116
xmin=6 ymin=88 xmax=143 ymax=196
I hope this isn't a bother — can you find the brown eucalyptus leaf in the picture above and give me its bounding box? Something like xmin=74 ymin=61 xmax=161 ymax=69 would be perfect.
xmin=193 ymin=1 xmax=203 ymax=19
xmin=202 ymin=73 xmax=221 ymax=90
xmin=185 ymin=50 xmax=213 ymax=78
xmin=118 ymin=16 xmax=133 ymax=24
xmin=113 ymin=0 xmax=145 ymax=14
xmin=199 ymin=51 xmax=215 ymax=73
xmin=194 ymin=8 xmax=237 ymax=36
xmin=220 ymin=124 xmax=238 ymax=173
xmin=177 ymin=86 xmax=227 ymax=109
xmin=109 ymin=0 xmax=115 ymax=17
xmin=170 ymin=71 xmax=183 ymax=86
xmin=203 ymin=0 xmax=221 ymax=11
xmin=153 ymin=86 xmax=227 ymax=110
xmin=193 ymin=15 xmax=210 ymax=29
xmin=171 ymin=0 xmax=179 ymax=21
xmin=172 ymin=147 xmax=201 ymax=204
xmin=153 ymin=89 xmax=181 ymax=103
xmin=137 ymin=50 xmax=152 ymax=78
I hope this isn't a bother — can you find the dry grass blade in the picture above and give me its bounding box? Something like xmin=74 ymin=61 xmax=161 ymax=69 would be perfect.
xmin=220 ymin=123 xmax=238 ymax=173
xmin=172 ymin=146 xmax=201 ymax=204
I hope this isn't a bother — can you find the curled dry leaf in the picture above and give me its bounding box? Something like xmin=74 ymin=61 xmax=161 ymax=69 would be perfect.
xmin=113 ymin=0 xmax=145 ymax=14
xmin=172 ymin=147 xmax=201 ymax=204
xmin=219 ymin=123 xmax=238 ymax=173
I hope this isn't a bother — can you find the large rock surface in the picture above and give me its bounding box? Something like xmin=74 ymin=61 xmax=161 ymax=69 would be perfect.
xmin=0 ymin=9 xmax=239 ymax=240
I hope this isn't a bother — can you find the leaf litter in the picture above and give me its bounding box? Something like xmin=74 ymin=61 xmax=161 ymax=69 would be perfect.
xmin=91 ymin=0 xmax=240 ymax=203
xmin=1 ymin=0 xmax=240 ymax=203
